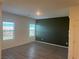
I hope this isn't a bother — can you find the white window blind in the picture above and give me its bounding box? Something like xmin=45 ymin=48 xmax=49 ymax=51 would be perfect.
xmin=3 ymin=22 xmax=15 ymax=40
xmin=29 ymin=24 xmax=35 ymax=37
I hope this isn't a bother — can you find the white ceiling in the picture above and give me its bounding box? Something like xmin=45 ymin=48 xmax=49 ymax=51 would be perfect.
xmin=3 ymin=0 xmax=79 ymax=19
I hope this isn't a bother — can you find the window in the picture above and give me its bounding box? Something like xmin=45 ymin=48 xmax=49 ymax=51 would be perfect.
xmin=29 ymin=24 xmax=35 ymax=37
xmin=3 ymin=22 xmax=15 ymax=40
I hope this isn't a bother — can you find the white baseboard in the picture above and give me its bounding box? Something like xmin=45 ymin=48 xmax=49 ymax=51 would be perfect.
xmin=36 ymin=41 xmax=68 ymax=48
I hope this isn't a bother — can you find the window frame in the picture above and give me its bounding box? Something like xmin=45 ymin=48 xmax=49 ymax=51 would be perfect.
xmin=3 ymin=21 xmax=15 ymax=40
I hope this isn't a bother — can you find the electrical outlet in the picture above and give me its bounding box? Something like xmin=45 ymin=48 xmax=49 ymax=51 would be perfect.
xmin=66 ymin=42 xmax=68 ymax=45
xmin=41 ymin=38 xmax=44 ymax=40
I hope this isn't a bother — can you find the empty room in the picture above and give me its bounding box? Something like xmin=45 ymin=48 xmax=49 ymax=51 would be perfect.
xmin=0 ymin=0 xmax=79 ymax=59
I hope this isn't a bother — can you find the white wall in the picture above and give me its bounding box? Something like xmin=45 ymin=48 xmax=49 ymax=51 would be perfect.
xmin=69 ymin=5 xmax=79 ymax=59
xmin=2 ymin=12 xmax=35 ymax=49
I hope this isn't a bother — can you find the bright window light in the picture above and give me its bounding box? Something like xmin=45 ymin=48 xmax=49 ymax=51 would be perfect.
xmin=29 ymin=24 xmax=35 ymax=37
xmin=3 ymin=22 xmax=15 ymax=40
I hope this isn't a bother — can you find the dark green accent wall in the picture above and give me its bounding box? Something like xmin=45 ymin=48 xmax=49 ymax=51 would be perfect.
xmin=36 ymin=17 xmax=69 ymax=46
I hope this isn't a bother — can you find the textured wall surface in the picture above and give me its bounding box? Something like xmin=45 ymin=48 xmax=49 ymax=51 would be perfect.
xmin=36 ymin=17 xmax=69 ymax=46
xmin=2 ymin=12 xmax=35 ymax=49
